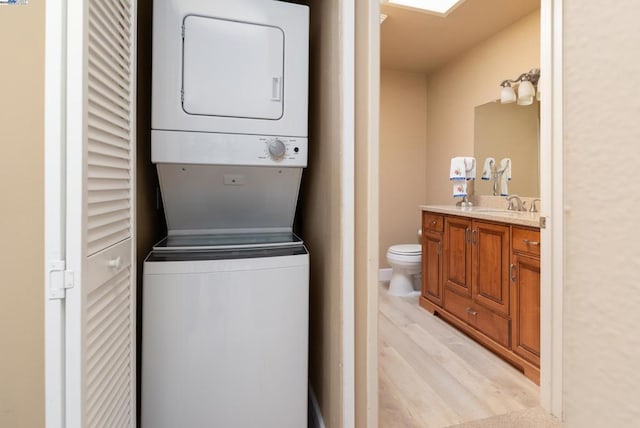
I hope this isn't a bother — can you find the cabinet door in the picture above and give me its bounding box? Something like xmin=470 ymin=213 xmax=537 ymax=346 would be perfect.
xmin=511 ymin=253 xmax=541 ymax=365
xmin=422 ymin=230 xmax=443 ymax=306
xmin=444 ymin=217 xmax=472 ymax=297
xmin=472 ymin=221 xmax=510 ymax=316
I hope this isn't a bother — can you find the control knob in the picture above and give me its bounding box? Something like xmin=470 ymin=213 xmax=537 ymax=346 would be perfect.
xmin=268 ymin=139 xmax=286 ymax=160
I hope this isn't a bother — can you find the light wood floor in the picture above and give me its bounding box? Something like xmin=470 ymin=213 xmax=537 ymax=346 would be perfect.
xmin=378 ymin=283 xmax=540 ymax=428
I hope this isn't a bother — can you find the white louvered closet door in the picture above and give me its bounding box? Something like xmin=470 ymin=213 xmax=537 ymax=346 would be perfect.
xmin=65 ymin=0 xmax=137 ymax=427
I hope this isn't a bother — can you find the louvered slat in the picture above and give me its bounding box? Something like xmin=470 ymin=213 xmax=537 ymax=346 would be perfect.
xmin=89 ymin=6 xmax=131 ymax=51
xmin=89 ymin=99 xmax=130 ymax=131
xmin=88 ymin=78 xmax=130 ymax=118
xmin=94 ymin=0 xmax=131 ymax=44
xmin=88 ymin=151 xmax=130 ymax=170
xmin=88 ymin=6 xmax=130 ymax=68
xmin=87 ymin=199 xmax=130 ymax=218
xmin=83 ymin=1 xmax=133 ymax=426
xmin=87 ymin=227 xmax=130 ymax=256
xmin=88 ymin=178 xmax=129 ymax=191
xmin=86 ymin=209 xmax=130 ymax=231
xmin=85 ymin=263 xmax=131 ymax=428
xmin=88 ymin=47 xmax=130 ymax=96
xmin=88 ymin=40 xmax=130 ymax=86
xmin=87 ymin=141 xmax=129 ymax=162
xmin=87 ymin=324 xmax=129 ymax=398
xmin=88 ymin=114 xmax=130 ymax=142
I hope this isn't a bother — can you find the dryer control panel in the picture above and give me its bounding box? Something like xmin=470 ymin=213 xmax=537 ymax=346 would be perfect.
xmin=152 ymin=130 xmax=308 ymax=167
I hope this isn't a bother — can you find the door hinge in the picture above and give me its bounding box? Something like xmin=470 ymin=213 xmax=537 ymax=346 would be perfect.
xmin=181 ymin=24 xmax=185 ymax=39
xmin=180 ymin=88 xmax=184 ymax=103
xmin=539 ymin=216 xmax=547 ymax=229
xmin=47 ymin=260 xmax=75 ymax=300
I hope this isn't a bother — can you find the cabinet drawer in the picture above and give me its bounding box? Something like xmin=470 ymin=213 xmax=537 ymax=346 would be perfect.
xmin=444 ymin=288 xmax=474 ymax=324
xmin=444 ymin=289 xmax=510 ymax=348
xmin=423 ymin=212 xmax=444 ymax=232
xmin=473 ymin=303 xmax=510 ymax=348
xmin=512 ymin=227 xmax=541 ymax=257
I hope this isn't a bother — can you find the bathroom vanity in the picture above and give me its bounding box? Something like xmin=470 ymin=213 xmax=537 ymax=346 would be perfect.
xmin=420 ymin=205 xmax=541 ymax=384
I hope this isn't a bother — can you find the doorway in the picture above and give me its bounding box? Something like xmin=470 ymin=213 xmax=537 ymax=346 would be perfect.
xmin=364 ymin=0 xmax=565 ymax=425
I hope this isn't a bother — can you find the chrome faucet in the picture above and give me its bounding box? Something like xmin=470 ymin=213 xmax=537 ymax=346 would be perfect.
xmin=505 ymin=195 xmax=523 ymax=211
xmin=528 ymin=198 xmax=541 ymax=213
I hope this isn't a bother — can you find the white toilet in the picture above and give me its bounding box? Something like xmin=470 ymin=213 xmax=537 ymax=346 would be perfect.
xmin=386 ymin=244 xmax=422 ymax=296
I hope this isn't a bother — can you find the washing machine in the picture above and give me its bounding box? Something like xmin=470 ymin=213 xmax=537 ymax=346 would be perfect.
xmin=142 ymin=233 xmax=308 ymax=427
xmin=142 ymin=0 xmax=310 ymax=426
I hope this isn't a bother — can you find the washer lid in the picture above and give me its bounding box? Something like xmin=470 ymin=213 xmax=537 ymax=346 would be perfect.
xmin=153 ymin=232 xmax=303 ymax=251
xmin=388 ymin=244 xmax=421 ymax=255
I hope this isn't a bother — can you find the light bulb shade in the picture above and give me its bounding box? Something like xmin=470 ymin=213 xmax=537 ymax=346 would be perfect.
xmin=500 ymin=86 xmax=516 ymax=104
xmin=517 ymin=80 xmax=535 ymax=105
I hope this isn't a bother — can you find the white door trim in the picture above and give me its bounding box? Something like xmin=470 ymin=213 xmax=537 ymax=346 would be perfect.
xmin=355 ymin=1 xmax=381 ymax=426
xmin=539 ymin=0 xmax=564 ymax=418
xmin=341 ymin=0 xmax=356 ymax=426
xmin=44 ymin=1 xmax=68 ymax=426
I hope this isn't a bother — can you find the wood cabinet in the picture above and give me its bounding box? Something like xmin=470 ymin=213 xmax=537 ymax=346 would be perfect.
xmin=511 ymin=227 xmax=541 ymax=370
xmin=472 ymin=222 xmax=510 ymax=316
xmin=420 ymin=211 xmax=541 ymax=384
xmin=421 ymin=212 xmax=444 ymax=306
xmin=443 ymin=217 xmax=472 ymax=297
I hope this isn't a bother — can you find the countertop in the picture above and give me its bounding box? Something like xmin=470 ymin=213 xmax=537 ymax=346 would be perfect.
xmin=420 ymin=205 xmax=541 ymax=228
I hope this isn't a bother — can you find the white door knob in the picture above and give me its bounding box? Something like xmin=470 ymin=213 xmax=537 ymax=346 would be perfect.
xmin=108 ymin=256 xmax=122 ymax=270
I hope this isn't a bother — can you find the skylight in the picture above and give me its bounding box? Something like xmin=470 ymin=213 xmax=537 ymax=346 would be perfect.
xmin=386 ymin=0 xmax=467 ymax=16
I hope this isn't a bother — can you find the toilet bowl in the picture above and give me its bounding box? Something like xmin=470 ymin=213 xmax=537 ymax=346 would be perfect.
xmin=386 ymin=244 xmax=422 ymax=296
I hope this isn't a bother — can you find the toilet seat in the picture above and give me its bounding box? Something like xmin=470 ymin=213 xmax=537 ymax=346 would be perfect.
xmin=388 ymin=244 xmax=421 ymax=256
xmin=387 ymin=244 xmax=421 ymax=265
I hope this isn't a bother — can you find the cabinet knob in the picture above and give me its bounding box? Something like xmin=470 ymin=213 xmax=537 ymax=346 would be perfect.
xmin=523 ymin=239 xmax=540 ymax=246
xmin=465 ymin=307 xmax=478 ymax=316
xmin=510 ymin=263 xmax=517 ymax=282
xmin=108 ymin=256 xmax=122 ymax=270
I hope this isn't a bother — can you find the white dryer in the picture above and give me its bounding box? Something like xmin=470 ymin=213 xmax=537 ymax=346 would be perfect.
xmin=142 ymin=0 xmax=310 ymax=426
xmin=152 ymin=0 xmax=309 ymax=138
xmin=151 ymin=0 xmax=309 ymax=236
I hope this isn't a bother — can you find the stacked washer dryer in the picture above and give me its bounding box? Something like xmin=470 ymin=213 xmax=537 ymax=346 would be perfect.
xmin=141 ymin=1 xmax=309 ymax=427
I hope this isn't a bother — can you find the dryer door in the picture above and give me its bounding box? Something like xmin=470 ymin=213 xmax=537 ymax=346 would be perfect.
xmin=182 ymin=15 xmax=284 ymax=120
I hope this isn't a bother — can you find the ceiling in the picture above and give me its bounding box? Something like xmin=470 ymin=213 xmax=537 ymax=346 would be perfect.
xmin=380 ymin=0 xmax=540 ymax=73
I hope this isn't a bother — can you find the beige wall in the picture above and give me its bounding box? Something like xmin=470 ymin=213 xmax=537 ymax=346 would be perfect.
xmin=302 ymin=1 xmax=343 ymax=426
xmin=379 ymin=69 xmax=427 ymax=267
xmin=563 ymin=2 xmax=640 ymax=426
xmin=425 ymin=10 xmax=540 ymax=204
xmin=0 ymin=3 xmax=45 ymax=427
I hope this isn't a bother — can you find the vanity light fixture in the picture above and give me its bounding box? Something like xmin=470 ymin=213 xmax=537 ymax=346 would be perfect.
xmin=499 ymin=68 xmax=540 ymax=105
xmin=383 ymin=0 xmax=467 ymax=16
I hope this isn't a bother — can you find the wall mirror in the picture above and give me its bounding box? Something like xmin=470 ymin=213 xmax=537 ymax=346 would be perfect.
xmin=473 ymin=100 xmax=540 ymax=197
